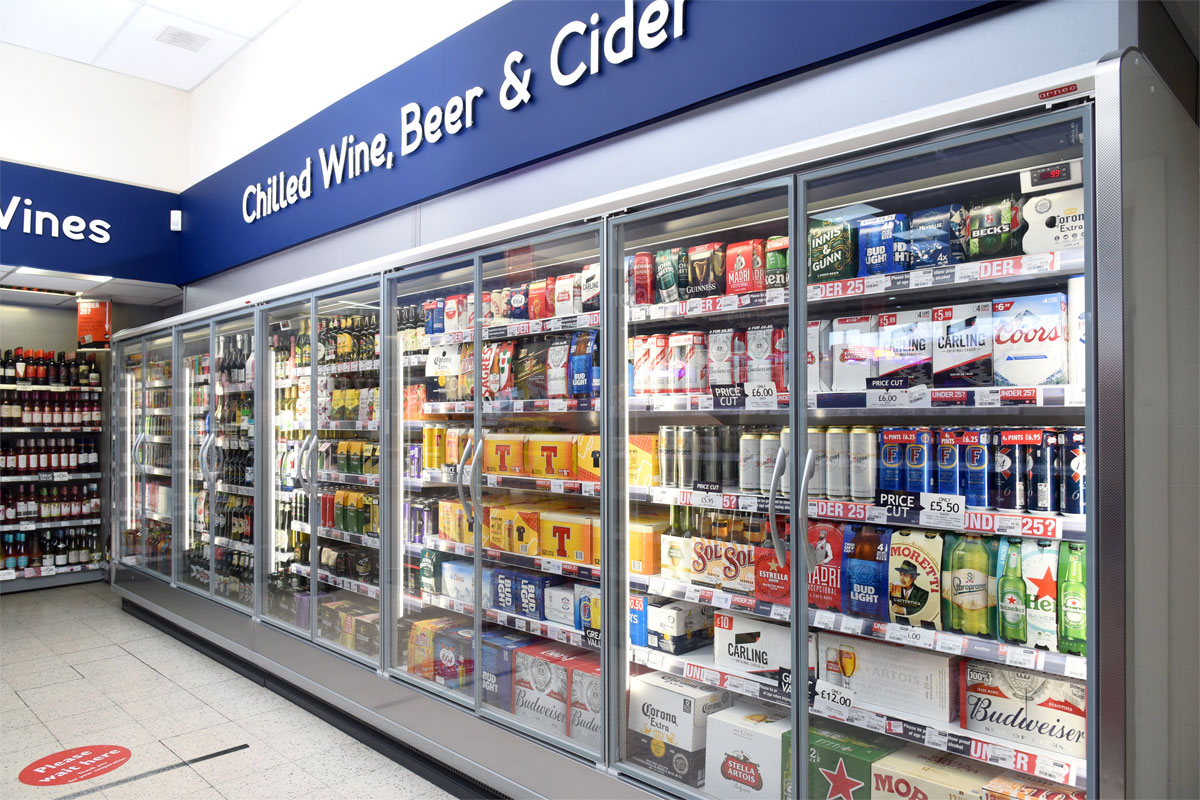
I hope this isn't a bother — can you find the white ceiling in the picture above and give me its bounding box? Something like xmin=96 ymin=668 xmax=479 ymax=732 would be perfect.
xmin=0 ymin=267 xmax=182 ymax=307
xmin=0 ymin=0 xmax=298 ymax=90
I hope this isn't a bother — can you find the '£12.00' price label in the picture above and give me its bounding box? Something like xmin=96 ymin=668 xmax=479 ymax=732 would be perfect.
xmin=812 ymin=679 xmax=854 ymax=718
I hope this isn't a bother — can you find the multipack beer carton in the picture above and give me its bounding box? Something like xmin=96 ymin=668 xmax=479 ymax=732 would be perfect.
xmin=515 ymin=572 xmax=566 ymax=621
xmin=661 ymin=534 xmax=694 ymax=581
xmin=628 ymin=672 xmax=734 ymax=787
xmin=690 ymin=536 xmax=724 ymax=588
xmin=725 ymin=239 xmax=767 ymax=295
xmin=909 ymin=203 xmax=967 ymax=268
xmin=525 ymin=433 xmax=576 ymax=479
xmin=857 ymin=214 xmax=910 ymax=276
xmin=877 ymin=310 xmax=933 ymax=387
xmin=513 ymin=644 xmax=583 ymax=737
xmin=968 ymin=195 xmax=1022 ymax=260
xmin=807 ymin=320 xmax=833 ymax=393
xmin=1022 ymin=539 xmax=1060 ymax=652
xmin=831 ymin=316 xmax=879 ymax=391
xmin=714 ymin=611 xmax=791 ymax=680
xmin=406 ymin=616 xmax=459 ymax=681
xmin=807 ymin=520 xmax=843 ymax=612
xmin=932 ymin=303 xmax=993 ymax=388
xmin=489 ymin=506 xmax=540 ymax=556
xmin=482 ymin=433 xmax=526 ymax=475
xmin=481 ymin=630 xmax=534 ymax=712
xmin=686 ymin=242 xmax=726 ymax=298
xmin=628 ymin=519 xmax=665 ymax=575
xmin=440 ymin=560 xmax=474 ymax=604
xmin=567 ymin=654 xmax=603 ymax=749
xmin=872 ymin=745 xmax=1002 ymax=800
xmin=808 ymin=218 xmax=858 ymax=284
xmin=628 ymin=434 xmax=659 ymax=486
xmin=720 ymin=541 xmax=756 ymax=596
xmin=887 ymin=530 xmax=943 ymax=630
xmin=1021 ymin=188 xmax=1085 ymax=253
xmin=809 ymin=722 xmax=904 ymax=800
xmin=544 ymin=584 xmax=576 ymax=627
xmin=574 ymin=583 xmax=600 ymax=631
xmin=841 ymin=525 xmax=891 ymax=622
xmin=575 ymin=434 xmax=601 ymax=482
xmin=432 ymin=626 xmax=474 ymax=691
xmin=705 ymin=703 xmax=792 ymax=799
xmin=961 ymin=660 xmax=1087 ymax=759
xmin=992 ymin=293 xmax=1068 ymax=387
xmin=539 ymin=511 xmax=592 ymax=565
xmin=647 ymin=599 xmax=715 ymax=655
xmin=983 ymin=774 xmax=1088 ymax=800
xmin=818 ymin=632 xmax=960 ymax=723
xmin=754 ymin=547 xmax=791 ymax=607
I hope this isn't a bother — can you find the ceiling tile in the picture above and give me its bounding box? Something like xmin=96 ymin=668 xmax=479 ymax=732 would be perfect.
xmin=0 ymin=287 xmax=73 ymax=308
xmin=147 ymin=0 xmax=295 ymax=39
xmin=0 ymin=0 xmax=138 ymax=63
xmin=84 ymin=279 xmax=181 ymax=300
xmin=93 ymin=4 xmax=248 ymax=90
xmin=0 ymin=271 xmax=104 ymax=293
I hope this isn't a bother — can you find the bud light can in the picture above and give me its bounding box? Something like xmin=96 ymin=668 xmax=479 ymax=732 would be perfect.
xmin=1059 ymin=427 xmax=1086 ymax=516
xmin=1027 ymin=427 xmax=1059 ymax=513
xmin=878 ymin=428 xmax=907 ymax=491
xmin=960 ymin=427 xmax=992 ymax=509
xmin=905 ymin=427 xmax=936 ymax=493
xmin=993 ymin=428 xmax=1030 ymax=510
xmin=936 ymin=429 xmax=964 ymax=496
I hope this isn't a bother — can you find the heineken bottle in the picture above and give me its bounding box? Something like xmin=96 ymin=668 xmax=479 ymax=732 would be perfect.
xmin=1058 ymin=542 xmax=1087 ymax=655
xmin=948 ymin=534 xmax=992 ymax=636
xmin=997 ymin=539 xmax=1027 ymax=644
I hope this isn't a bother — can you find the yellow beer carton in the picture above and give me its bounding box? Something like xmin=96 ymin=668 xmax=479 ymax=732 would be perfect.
xmin=482 ymin=433 xmax=527 ymax=475
xmin=489 ymin=506 xmax=541 ymax=555
xmin=539 ymin=512 xmax=592 ymax=565
xmin=629 ymin=520 xmax=666 ymax=575
xmin=526 ymin=433 xmax=576 ymax=479
xmin=575 ymin=435 xmax=602 ymax=482
xmin=629 ymin=434 xmax=659 ymax=486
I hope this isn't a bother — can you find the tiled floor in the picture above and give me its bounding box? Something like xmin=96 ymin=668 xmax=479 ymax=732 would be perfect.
xmin=0 ymin=583 xmax=459 ymax=800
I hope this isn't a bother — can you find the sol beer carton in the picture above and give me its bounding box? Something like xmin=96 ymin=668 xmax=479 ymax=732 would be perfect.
xmin=482 ymin=433 xmax=526 ymax=475
xmin=514 ymin=644 xmax=583 ymax=737
xmin=808 ymin=521 xmax=844 ymax=612
xmin=721 ymin=541 xmax=757 ymax=595
xmin=809 ymin=722 xmax=904 ymax=800
xmin=878 ymin=309 xmax=933 ymax=387
xmin=575 ymin=434 xmax=601 ymax=482
xmin=481 ymin=630 xmax=534 ymax=712
xmin=567 ymin=654 xmax=603 ymax=749
xmin=982 ymin=774 xmax=1087 ymax=800
xmin=961 ymin=660 xmax=1087 ymax=759
xmin=807 ymin=319 xmax=833 ymax=393
xmin=831 ymin=316 xmax=879 ymax=391
xmin=992 ymin=293 xmax=1068 ymax=387
xmin=705 ymin=703 xmax=792 ymax=799
xmin=526 ymin=434 xmax=576 ymax=479
xmin=714 ymin=611 xmax=791 ymax=680
xmin=817 ymin=632 xmax=960 ymax=723
xmin=872 ymin=745 xmax=1003 ymax=800
xmin=628 ymin=671 xmax=734 ymax=787
xmin=539 ymin=512 xmax=592 ymax=565
xmin=629 ymin=434 xmax=659 ymax=486
xmin=932 ymin=303 xmax=993 ymax=388
xmin=690 ymin=536 xmax=725 ymax=588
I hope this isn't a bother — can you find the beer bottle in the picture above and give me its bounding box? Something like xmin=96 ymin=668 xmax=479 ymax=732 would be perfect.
xmin=949 ymin=534 xmax=991 ymax=636
xmin=1058 ymin=543 xmax=1087 ymax=656
xmin=997 ymin=539 xmax=1027 ymax=644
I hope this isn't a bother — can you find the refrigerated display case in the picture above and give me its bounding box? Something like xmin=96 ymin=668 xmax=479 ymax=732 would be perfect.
xmin=179 ymin=325 xmax=212 ymax=594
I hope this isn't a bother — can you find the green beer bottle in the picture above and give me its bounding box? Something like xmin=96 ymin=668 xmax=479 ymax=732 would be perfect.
xmin=667 ymin=505 xmax=684 ymax=538
xmin=1058 ymin=543 xmax=1087 ymax=655
xmin=997 ymin=540 xmax=1027 ymax=644
xmin=949 ymin=534 xmax=992 ymax=636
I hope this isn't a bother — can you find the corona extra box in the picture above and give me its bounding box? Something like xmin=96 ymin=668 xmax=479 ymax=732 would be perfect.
xmin=539 ymin=512 xmax=592 ymax=565
xmin=567 ymin=654 xmax=603 ymax=749
xmin=481 ymin=630 xmax=534 ymax=712
xmin=809 ymin=722 xmax=903 ymax=800
xmin=961 ymin=661 xmax=1087 ymax=759
xmin=526 ymin=434 xmax=576 ymax=479
xmin=482 ymin=433 xmax=527 ymax=475
xmin=817 ymin=632 xmax=960 ymax=723
xmin=489 ymin=506 xmax=540 ymax=556
xmin=628 ymin=671 xmax=734 ymax=787
xmin=714 ymin=611 xmax=791 ymax=680
xmin=575 ymin=434 xmax=601 ymax=482
xmin=513 ymin=644 xmax=579 ymax=737
xmin=872 ymin=746 xmax=1002 ymax=800
xmin=629 ymin=434 xmax=659 ymax=486
xmin=705 ymin=703 xmax=792 ymax=799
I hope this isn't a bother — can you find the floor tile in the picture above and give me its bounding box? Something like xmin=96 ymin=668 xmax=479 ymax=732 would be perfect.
xmin=1 ymin=705 xmax=39 ymax=729
xmin=43 ymin=705 xmax=137 ymax=740
xmin=214 ymin=762 xmax=327 ymax=800
xmin=0 ymin=721 xmax=59 ymax=756
xmin=301 ymin=741 xmax=393 ymax=785
xmin=140 ymin=704 xmax=229 ymax=739
xmin=1 ymin=655 xmax=81 ymax=691
xmin=0 ymin=637 xmax=55 ymax=665
xmin=100 ymin=762 xmax=212 ymax=800
xmin=18 ymin=679 xmax=114 ymax=721
xmin=61 ymin=645 xmax=127 ymax=667
xmin=118 ymin=689 xmax=207 ymax=722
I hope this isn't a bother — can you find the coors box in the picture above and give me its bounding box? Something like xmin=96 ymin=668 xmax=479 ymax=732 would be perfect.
xmin=991 ymin=294 xmax=1068 ymax=387
xmin=872 ymin=745 xmax=1003 ymax=800
xmin=961 ymin=660 xmax=1087 ymax=759
xmin=628 ymin=672 xmax=734 ymax=787
xmin=705 ymin=703 xmax=792 ymax=799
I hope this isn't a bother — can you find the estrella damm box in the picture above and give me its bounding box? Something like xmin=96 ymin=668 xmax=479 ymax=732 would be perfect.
xmin=575 ymin=434 xmax=601 ymax=482
xmin=526 ymin=434 xmax=576 ymax=479
xmin=482 ymin=434 xmax=527 ymax=475
xmin=539 ymin=512 xmax=592 ymax=565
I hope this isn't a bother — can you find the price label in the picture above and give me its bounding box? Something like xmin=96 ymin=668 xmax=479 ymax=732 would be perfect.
xmin=924 ymin=728 xmax=950 ymax=750
xmin=18 ymin=522 xmax=35 ymax=532
xmin=651 ymin=487 xmax=675 ymax=505
xmin=935 ymin=633 xmax=967 ymax=654
xmin=1005 ymin=646 xmax=1038 ymax=669
xmin=765 ymin=288 xmax=787 ymax=306
xmin=684 ymin=585 xmax=703 ymax=603
xmin=513 ymin=617 xmax=527 ymax=632
xmin=485 ymin=474 xmax=499 ymax=487
xmin=649 ymin=304 xmax=667 ymax=320
xmin=987 ymin=745 xmax=1016 ymax=770
xmin=863 ymin=275 xmax=887 ymax=295
xmin=53 ymin=471 xmax=68 ymax=481
xmin=696 ymin=395 xmax=713 ymax=411
xmin=812 ymin=679 xmax=855 ymax=717
xmin=723 ymin=676 xmax=749 ymax=695
xmin=838 ymin=616 xmax=862 ymax=635
xmin=693 ymin=491 xmax=721 ymax=510
xmin=769 ymin=604 xmax=791 ymax=622
xmin=685 ymin=298 xmax=705 ymax=316
xmin=717 ymin=295 xmax=739 ymax=312
xmin=652 ymin=395 xmax=674 ymax=411
xmin=910 ymin=270 xmax=934 ymax=288
xmin=1063 ymin=657 xmax=1087 ymax=680
xmin=849 ymin=708 xmax=886 ymax=733
xmin=549 ymin=479 xmax=565 ymax=494
xmin=0 ymin=569 xmax=15 ymax=581
xmin=806 ymin=285 xmax=821 ymax=302
xmin=976 ymin=389 xmax=1003 ymax=407
xmin=866 ymin=390 xmax=906 ymax=409
xmin=1022 ymin=253 xmax=1055 ymax=273
xmin=919 ymin=492 xmax=966 ymax=530
xmin=744 ymin=382 xmax=778 ymax=411
xmin=993 ymin=515 xmax=1023 ymax=536
xmin=865 ymin=506 xmax=889 ymax=524
xmin=540 ymin=558 xmax=563 ymax=575
xmin=737 ymin=495 xmax=760 ymax=512
xmin=955 ymin=262 xmax=981 ymax=283
xmin=581 ymin=482 xmax=597 ymax=497
xmin=40 ymin=565 xmax=57 ymax=577
xmin=646 ymin=650 xmax=666 ymax=669
xmin=629 ymin=307 xmax=647 ymax=322
xmin=813 ymin=610 xmax=836 ymax=630
xmin=1034 ymin=757 xmax=1071 ymax=784
xmin=646 ymin=577 xmax=665 ymax=595
xmin=548 ymin=398 xmax=568 ymax=413
xmin=711 ymin=592 xmax=733 ymax=609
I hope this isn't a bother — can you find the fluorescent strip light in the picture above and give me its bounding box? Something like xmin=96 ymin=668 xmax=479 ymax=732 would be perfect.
xmin=808 ymin=203 xmax=883 ymax=223
xmin=14 ymin=266 xmax=112 ymax=282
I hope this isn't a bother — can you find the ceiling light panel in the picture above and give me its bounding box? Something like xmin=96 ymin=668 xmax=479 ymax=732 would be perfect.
xmin=0 ymin=0 xmax=138 ymax=63
xmin=94 ymin=4 xmax=247 ymax=90
xmin=148 ymin=0 xmax=296 ymax=38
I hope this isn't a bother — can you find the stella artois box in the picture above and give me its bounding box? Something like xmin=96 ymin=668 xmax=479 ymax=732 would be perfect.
xmin=982 ymin=774 xmax=1087 ymax=800
xmin=754 ymin=547 xmax=791 ymax=607
xmin=809 ymin=722 xmax=904 ymax=800
xmin=714 ymin=611 xmax=791 ymax=680
xmin=513 ymin=644 xmax=586 ymax=737
xmin=831 ymin=316 xmax=879 ymax=391
xmin=629 ymin=434 xmax=659 ymax=486
xmin=878 ymin=310 xmax=934 ymax=388
xmin=887 ymin=530 xmax=944 ymax=630
xmin=575 ymin=434 xmax=601 ymax=482
xmin=817 ymin=632 xmax=960 ymax=723
xmin=992 ymin=293 xmax=1068 ymax=387
xmin=807 ymin=319 xmax=833 ymax=393
xmin=705 ymin=703 xmax=792 ymax=799
xmin=526 ymin=433 xmax=576 ymax=479
xmin=628 ymin=672 xmax=734 ymax=787
xmin=567 ymin=654 xmax=603 ymax=749
xmin=808 ymin=521 xmax=844 ymax=611
xmin=932 ymin=303 xmax=993 ymax=388
xmin=961 ymin=661 xmax=1087 ymax=759
xmin=482 ymin=433 xmax=527 ymax=476
xmin=539 ymin=512 xmax=592 ymax=565
xmin=872 ymin=745 xmax=1002 ymax=800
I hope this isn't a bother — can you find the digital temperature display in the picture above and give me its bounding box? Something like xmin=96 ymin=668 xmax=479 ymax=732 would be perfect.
xmin=1031 ymin=162 xmax=1071 ymax=187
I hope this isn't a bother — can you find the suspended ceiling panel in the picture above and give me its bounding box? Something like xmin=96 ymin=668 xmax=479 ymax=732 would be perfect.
xmin=0 ymin=267 xmax=182 ymax=307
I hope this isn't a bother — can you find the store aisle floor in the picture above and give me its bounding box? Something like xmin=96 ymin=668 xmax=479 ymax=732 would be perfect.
xmin=0 ymin=584 xmax=459 ymax=800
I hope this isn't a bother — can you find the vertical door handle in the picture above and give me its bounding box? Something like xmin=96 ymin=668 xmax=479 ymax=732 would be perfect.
xmin=797 ymin=448 xmax=818 ymax=577
xmin=132 ymin=432 xmax=147 ymax=475
xmin=469 ymin=433 xmax=483 ymax=528
xmin=767 ymin=442 xmax=790 ymax=565
xmin=456 ymin=438 xmax=476 ymax=531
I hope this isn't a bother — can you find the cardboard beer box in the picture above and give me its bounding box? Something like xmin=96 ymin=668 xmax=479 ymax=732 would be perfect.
xmin=539 ymin=512 xmax=592 ymax=565
xmin=489 ymin=506 xmax=540 ymax=556
xmin=513 ymin=644 xmax=580 ymax=737
xmin=808 ymin=217 xmax=858 ymax=284
xmin=420 ymin=548 xmax=452 ymax=594
xmin=1022 ymin=189 xmax=1085 ymax=254
xmin=1022 ymin=539 xmax=1060 ymax=652
xmin=807 ymin=319 xmax=833 ymax=393
xmin=809 ymin=722 xmax=904 ymax=800
xmin=481 ymin=630 xmax=535 ymax=712
xmin=525 ymin=433 xmax=576 ymax=479
xmin=406 ymin=616 xmax=459 ymax=681
xmin=627 ymin=672 xmax=734 ymax=787
xmin=721 ymin=541 xmax=757 ymax=596
xmin=482 ymin=433 xmax=527 ymax=476
xmin=661 ymin=534 xmax=694 ymax=582
xmin=909 ymin=204 xmax=968 ymax=268
xmin=982 ymin=774 xmax=1087 ymax=800
xmin=491 ymin=568 xmax=521 ymax=614
xmin=807 ymin=520 xmax=844 ymax=612
xmin=967 ymin=195 xmax=1022 ymax=260
xmin=872 ymin=745 xmax=1003 ymax=800
xmin=574 ymin=583 xmax=601 ymax=631
xmin=705 ymin=703 xmax=792 ymax=799
xmin=590 ymin=515 xmax=602 ymax=570
xmin=714 ymin=611 xmax=791 ymax=680
xmin=817 ymin=632 xmax=960 ymax=723
xmin=544 ymin=584 xmax=576 ymax=627
xmin=545 ymin=335 xmax=573 ymax=399
xmin=629 ymin=434 xmax=659 ymax=486
xmin=725 ymin=239 xmax=767 ymax=295
xmin=433 ymin=626 xmax=474 ymax=691
xmin=686 ymin=242 xmax=725 ymax=298
xmin=962 ymin=660 xmax=1087 ymax=759
xmin=857 ymin=214 xmax=910 ymax=276
xmin=515 ymin=572 xmax=566 ymax=621
xmin=575 ymin=434 xmax=601 ymax=482
xmin=440 ymin=560 xmax=474 ymax=604
xmin=842 ymin=525 xmax=892 ymax=622
xmin=567 ymin=654 xmax=603 ymax=749
xmin=648 ymin=599 xmax=715 ymax=655
xmin=754 ymin=547 xmax=791 ymax=607
xmin=425 ymin=343 xmax=462 ymax=403
xmin=878 ymin=310 xmax=933 ymax=388
xmin=513 ymin=339 xmax=550 ymax=400
xmin=690 ymin=536 xmax=725 ymax=588
xmin=354 ymin=613 xmax=380 ymax=659
xmin=628 ymin=519 xmax=665 ymax=575
xmin=932 ymin=303 xmax=993 ymax=388
xmin=887 ymin=530 xmax=944 ymax=630
xmin=831 ymin=316 xmax=879 ymax=391
xmin=992 ymin=293 xmax=1068 ymax=387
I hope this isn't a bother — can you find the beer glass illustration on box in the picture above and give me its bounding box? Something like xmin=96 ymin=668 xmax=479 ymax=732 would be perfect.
xmin=837 ymin=643 xmax=857 ymax=691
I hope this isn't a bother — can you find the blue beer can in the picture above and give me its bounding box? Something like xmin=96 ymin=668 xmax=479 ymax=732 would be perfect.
xmin=993 ymin=428 xmax=1031 ymax=510
xmin=1058 ymin=427 xmax=1086 ymax=516
xmin=1026 ymin=428 xmax=1059 ymax=513
xmin=960 ymin=427 xmax=992 ymax=509
xmin=936 ymin=429 xmax=963 ymax=496
xmin=878 ymin=427 xmax=907 ymax=491
xmin=905 ymin=427 xmax=937 ymax=493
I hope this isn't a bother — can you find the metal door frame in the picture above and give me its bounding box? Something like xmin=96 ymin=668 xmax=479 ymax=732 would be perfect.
xmin=173 ymin=320 xmax=216 ymax=599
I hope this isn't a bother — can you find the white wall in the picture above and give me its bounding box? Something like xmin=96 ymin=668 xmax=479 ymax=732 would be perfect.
xmin=187 ymin=0 xmax=507 ymax=185
xmin=0 ymin=43 xmax=190 ymax=191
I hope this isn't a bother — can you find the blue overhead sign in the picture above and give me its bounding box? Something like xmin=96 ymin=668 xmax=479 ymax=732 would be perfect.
xmin=0 ymin=161 xmax=180 ymax=283
xmin=179 ymin=0 xmax=992 ymax=282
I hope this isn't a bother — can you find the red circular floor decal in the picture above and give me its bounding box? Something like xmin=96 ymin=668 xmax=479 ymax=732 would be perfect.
xmin=19 ymin=745 xmax=131 ymax=786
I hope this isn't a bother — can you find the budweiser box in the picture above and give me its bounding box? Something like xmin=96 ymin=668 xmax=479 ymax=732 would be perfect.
xmin=872 ymin=745 xmax=1003 ymax=800
xmin=961 ymin=660 xmax=1087 ymax=759
xmin=983 ymin=774 xmax=1087 ymax=800
xmin=932 ymin=303 xmax=993 ymax=388
xmin=831 ymin=316 xmax=879 ymax=391
xmin=807 ymin=319 xmax=833 ymax=393
xmin=878 ymin=310 xmax=933 ymax=387
xmin=567 ymin=654 xmax=603 ymax=749
xmin=481 ymin=630 xmax=534 ymax=712
xmin=714 ymin=611 xmax=791 ymax=680
xmin=809 ymin=722 xmax=904 ymax=800
xmin=627 ymin=672 xmax=734 ymax=786
xmin=991 ymin=293 xmax=1068 ymax=387
xmin=513 ymin=644 xmax=583 ymax=737
xmin=705 ymin=703 xmax=792 ymax=799
xmin=817 ymin=632 xmax=960 ymax=723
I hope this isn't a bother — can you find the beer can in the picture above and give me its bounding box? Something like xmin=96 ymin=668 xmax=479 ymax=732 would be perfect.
xmin=765 ymin=236 xmax=789 ymax=290
xmin=1026 ymin=427 xmax=1059 ymax=513
xmin=739 ymin=432 xmax=762 ymax=494
xmin=878 ymin=428 xmax=906 ymax=492
xmin=632 ymin=252 xmax=655 ymax=305
xmin=719 ymin=425 xmax=741 ymax=489
xmin=676 ymin=426 xmax=699 ymax=488
xmin=961 ymin=427 xmax=993 ymax=509
xmin=658 ymin=426 xmax=677 ymax=488
xmin=759 ymin=432 xmax=782 ymax=496
xmin=655 ymin=248 xmax=682 ymax=305
xmin=406 ymin=443 xmax=421 ymax=478
xmin=936 ymin=429 xmax=964 ymax=496
xmin=770 ymin=325 xmax=790 ymax=394
xmin=808 ymin=427 xmax=827 ymax=498
xmin=993 ymin=428 xmax=1028 ymax=511
xmin=1058 ymin=427 xmax=1086 ymax=516
xmin=849 ymin=426 xmax=877 ymax=501
xmin=699 ymin=426 xmax=721 ymax=484
xmin=667 ymin=340 xmax=686 ymax=395
xmin=647 ymin=334 xmax=671 ymax=394
xmin=905 ymin=427 xmax=936 ymax=493
xmin=825 ymin=426 xmax=850 ymax=500
xmin=422 ymin=424 xmax=446 ymax=471
xmin=669 ymin=331 xmax=708 ymax=394
xmin=780 ymin=426 xmax=792 ymax=496
xmin=632 ymin=336 xmax=651 ymax=395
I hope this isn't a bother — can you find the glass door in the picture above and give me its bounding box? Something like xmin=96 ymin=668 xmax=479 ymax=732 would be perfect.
xmin=114 ymin=339 xmax=143 ymax=567
xmin=385 ymin=259 xmax=475 ymax=702
xmin=312 ymin=284 xmax=382 ymax=662
xmin=179 ymin=325 xmax=214 ymax=593
xmin=212 ymin=315 xmax=256 ymax=610
xmin=798 ymin=112 xmax=1089 ymax=798
xmin=263 ymin=300 xmax=315 ymax=634
xmin=475 ymin=228 xmax=604 ymax=756
xmin=610 ymin=182 xmax=796 ymax=797
xmin=140 ymin=334 xmax=174 ymax=577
